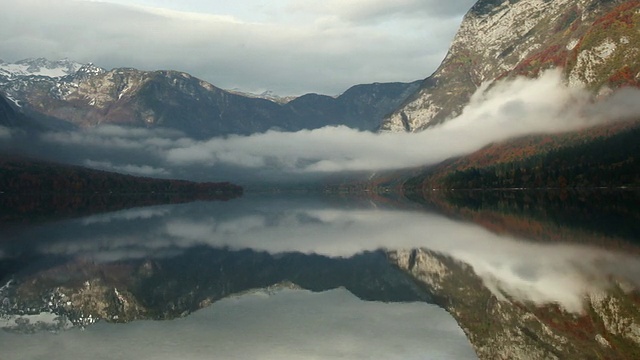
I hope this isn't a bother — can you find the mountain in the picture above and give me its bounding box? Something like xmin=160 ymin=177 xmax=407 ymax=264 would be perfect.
xmin=0 ymin=58 xmax=82 ymax=80
xmin=0 ymin=93 xmax=20 ymax=128
xmin=400 ymin=119 xmax=640 ymax=191
xmin=381 ymin=0 xmax=640 ymax=132
xmin=0 ymin=59 xmax=419 ymax=138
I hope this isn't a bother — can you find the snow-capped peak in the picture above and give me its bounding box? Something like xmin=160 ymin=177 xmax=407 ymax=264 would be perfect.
xmin=0 ymin=58 xmax=84 ymax=79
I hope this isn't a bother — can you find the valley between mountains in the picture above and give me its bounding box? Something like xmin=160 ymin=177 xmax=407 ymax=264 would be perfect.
xmin=1 ymin=0 xmax=640 ymax=359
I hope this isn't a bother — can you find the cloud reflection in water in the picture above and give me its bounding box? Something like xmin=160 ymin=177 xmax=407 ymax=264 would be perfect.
xmin=4 ymin=194 xmax=640 ymax=313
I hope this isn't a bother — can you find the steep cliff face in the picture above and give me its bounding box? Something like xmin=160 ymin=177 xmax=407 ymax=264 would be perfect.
xmin=389 ymin=249 xmax=640 ymax=359
xmin=381 ymin=0 xmax=640 ymax=132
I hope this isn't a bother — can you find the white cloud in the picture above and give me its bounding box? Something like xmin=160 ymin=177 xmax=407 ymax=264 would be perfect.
xmin=83 ymin=159 xmax=170 ymax=176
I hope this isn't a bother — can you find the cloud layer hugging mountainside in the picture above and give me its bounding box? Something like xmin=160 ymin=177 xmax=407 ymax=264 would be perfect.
xmin=14 ymin=70 xmax=640 ymax=183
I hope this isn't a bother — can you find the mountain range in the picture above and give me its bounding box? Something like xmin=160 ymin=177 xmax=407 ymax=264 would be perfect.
xmin=0 ymin=0 xmax=637 ymax=181
xmin=1 ymin=0 xmax=640 ymax=358
xmin=0 ymin=58 xmax=420 ymax=138
xmin=1 ymin=1 xmax=638 ymax=141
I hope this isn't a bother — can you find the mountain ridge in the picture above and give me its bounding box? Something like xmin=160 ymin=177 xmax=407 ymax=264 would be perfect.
xmin=381 ymin=0 xmax=640 ymax=132
xmin=0 ymin=58 xmax=420 ymax=138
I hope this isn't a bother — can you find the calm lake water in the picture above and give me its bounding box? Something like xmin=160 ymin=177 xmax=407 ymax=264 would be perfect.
xmin=1 ymin=190 xmax=639 ymax=359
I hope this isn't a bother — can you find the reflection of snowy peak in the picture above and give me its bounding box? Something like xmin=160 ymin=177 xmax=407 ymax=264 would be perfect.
xmin=0 ymin=58 xmax=84 ymax=80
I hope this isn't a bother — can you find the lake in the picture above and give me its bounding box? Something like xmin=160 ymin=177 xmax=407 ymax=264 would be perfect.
xmin=1 ymin=190 xmax=639 ymax=359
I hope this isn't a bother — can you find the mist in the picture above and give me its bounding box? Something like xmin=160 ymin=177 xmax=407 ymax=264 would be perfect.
xmin=0 ymin=126 xmax=12 ymax=140
xmin=7 ymin=70 xmax=640 ymax=184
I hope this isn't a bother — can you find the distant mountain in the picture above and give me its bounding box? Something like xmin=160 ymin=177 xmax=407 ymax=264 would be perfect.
xmin=0 ymin=58 xmax=82 ymax=80
xmin=227 ymin=89 xmax=298 ymax=104
xmin=381 ymin=0 xmax=640 ymax=132
xmin=0 ymin=59 xmax=419 ymax=138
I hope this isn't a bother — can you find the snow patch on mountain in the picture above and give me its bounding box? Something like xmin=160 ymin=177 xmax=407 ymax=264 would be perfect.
xmin=0 ymin=58 xmax=83 ymax=79
xmin=228 ymin=88 xmax=298 ymax=104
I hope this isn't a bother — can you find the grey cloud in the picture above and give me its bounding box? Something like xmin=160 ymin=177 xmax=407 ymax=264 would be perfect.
xmin=288 ymin=0 xmax=477 ymax=24
xmin=0 ymin=0 xmax=460 ymax=95
xmin=0 ymin=126 xmax=11 ymax=140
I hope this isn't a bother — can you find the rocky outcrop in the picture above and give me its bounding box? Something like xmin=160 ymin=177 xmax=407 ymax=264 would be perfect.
xmin=381 ymin=0 xmax=640 ymax=132
xmin=389 ymin=249 xmax=640 ymax=359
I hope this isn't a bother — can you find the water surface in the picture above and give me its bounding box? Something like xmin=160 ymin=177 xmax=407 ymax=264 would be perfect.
xmin=1 ymin=191 xmax=639 ymax=358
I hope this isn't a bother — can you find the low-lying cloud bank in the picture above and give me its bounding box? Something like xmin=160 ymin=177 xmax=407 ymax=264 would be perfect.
xmin=13 ymin=70 xmax=640 ymax=182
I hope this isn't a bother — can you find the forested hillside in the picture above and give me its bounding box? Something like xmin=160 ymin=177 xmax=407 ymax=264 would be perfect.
xmin=404 ymin=120 xmax=640 ymax=191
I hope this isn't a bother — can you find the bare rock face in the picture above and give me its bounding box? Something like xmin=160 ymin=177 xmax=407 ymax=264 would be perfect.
xmin=389 ymin=249 xmax=640 ymax=359
xmin=380 ymin=0 xmax=640 ymax=132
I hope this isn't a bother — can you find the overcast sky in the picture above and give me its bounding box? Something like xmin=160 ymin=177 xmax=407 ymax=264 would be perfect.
xmin=0 ymin=0 xmax=477 ymax=95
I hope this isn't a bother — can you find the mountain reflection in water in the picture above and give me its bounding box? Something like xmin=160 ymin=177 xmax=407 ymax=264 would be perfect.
xmin=1 ymin=191 xmax=639 ymax=359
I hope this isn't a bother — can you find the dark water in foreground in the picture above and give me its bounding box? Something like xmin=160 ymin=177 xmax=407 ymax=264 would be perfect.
xmin=1 ymin=191 xmax=639 ymax=359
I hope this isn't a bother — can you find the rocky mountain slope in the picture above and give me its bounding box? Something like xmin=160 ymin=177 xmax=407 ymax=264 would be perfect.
xmin=0 ymin=58 xmax=419 ymax=138
xmin=381 ymin=0 xmax=640 ymax=132
xmin=0 ymin=93 xmax=20 ymax=128
xmin=0 ymin=92 xmax=72 ymax=132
